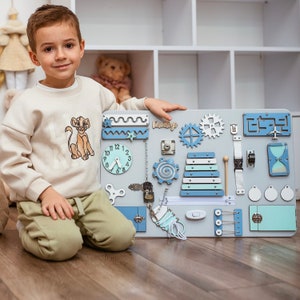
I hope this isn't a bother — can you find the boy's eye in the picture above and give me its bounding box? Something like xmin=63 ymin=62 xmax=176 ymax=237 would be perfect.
xmin=44 ymin=46 xmax=53 ymax=53
xmin=65 ymin=43 xmax=74 ymax=49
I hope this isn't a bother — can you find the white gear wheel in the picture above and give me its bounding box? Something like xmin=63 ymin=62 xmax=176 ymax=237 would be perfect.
xmin=200 ymin=113 xmax=224 ymax=138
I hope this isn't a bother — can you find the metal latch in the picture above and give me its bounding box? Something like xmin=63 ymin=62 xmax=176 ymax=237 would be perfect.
xmin=134 ymin=215 xmax=144 ymax=223
xmin=234 ymin=158 xmax=243 ymax=171
xmin=252 ymin=213 xmax=263 ymax=223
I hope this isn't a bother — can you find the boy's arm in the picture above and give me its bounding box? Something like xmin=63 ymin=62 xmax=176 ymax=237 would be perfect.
xmin=144 ymin=98 xmax=187 ymax=121
xmin=99 ymin=83 xmax=186 ymax=120
xmin=0 ymin=125 xmax=51 ymax=201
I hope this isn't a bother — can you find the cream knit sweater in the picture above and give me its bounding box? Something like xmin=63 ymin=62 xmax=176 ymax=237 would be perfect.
xmin=0 ymin=76 xmax=146 ymax=202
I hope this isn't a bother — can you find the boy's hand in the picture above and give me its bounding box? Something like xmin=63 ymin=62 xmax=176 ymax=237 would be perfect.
xmin=39 ymin=186 xmax=74 ymax=220
xmin=144 ymin=98 xmax=186 ymax=121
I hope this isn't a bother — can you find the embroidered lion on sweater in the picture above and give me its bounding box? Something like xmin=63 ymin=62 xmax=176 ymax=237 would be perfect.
xmin=65 ymin=116 xmax=94 ymax=161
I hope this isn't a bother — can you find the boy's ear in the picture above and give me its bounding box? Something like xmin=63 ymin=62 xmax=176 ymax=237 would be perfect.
xmin=29 ymin=51 xmax=41 ymax=66
xmin=80 ymin=39 xmax=85 ymax=58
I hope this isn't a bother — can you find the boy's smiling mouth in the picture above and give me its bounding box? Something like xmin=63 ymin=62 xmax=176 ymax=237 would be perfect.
xmin=54 ymin=63 xmax=71 ymax=70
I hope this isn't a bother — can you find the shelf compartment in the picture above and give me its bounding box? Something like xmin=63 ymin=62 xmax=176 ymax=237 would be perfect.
xmin=74 ymin=0 xmax=193 ymax=46
xmin=158 ymin=51 xmax=231 ymax=109
xmin=235 ymin=53 xmax=266 ymax=109
xmin=196 ymin=0 xmax=300 ymax=47
xmin=234 ymin=51 xmax=300 ymax=111
xmin=77 ymin=50 xmax=155 ymax=99
xmin=264 ymin=52 xmax=300 ymax=111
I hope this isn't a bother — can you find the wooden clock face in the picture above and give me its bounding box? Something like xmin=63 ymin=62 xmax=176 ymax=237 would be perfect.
xmin=102 ymin=143 xmax=132 ymax=175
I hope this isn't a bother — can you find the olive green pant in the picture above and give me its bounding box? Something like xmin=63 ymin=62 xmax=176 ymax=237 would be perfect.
xmin=17 ymin=189 xmax=136 ymax=261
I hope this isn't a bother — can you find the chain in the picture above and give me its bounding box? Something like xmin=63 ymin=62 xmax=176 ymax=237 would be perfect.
xmin=144 ymin=139 xmax=156 ymax=220
xmin=144 ymin=140 xmax=148 ymax=181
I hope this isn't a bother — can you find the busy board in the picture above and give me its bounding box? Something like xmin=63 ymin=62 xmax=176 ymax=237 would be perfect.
xmin=100 ymin=109 xmax=297 ymax=239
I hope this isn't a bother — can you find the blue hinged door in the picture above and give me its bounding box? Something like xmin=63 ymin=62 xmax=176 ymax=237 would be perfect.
xmin=249 ymin=205 xmax=296 ymax=231
xmin=116 ymin=206 xmax=147 ymax=232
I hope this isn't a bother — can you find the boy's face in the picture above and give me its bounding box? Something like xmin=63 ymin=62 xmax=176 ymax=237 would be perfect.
xmin=29 ymin=22 xmax=85 ymax=88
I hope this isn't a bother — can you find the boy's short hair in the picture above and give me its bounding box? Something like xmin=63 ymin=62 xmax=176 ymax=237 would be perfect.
xmin=27 ymin=4 xmax=82 ymax=52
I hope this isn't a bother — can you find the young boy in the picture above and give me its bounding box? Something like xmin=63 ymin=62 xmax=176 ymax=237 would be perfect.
xmin=0 ymin=4 xmax=186 ymax=261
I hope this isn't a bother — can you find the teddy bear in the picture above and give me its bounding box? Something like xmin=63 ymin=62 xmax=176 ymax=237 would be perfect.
xmin=92 ymin=55 xmax=132 ymax=103
xmin=0 ymin=178 xmax=9 ymax=234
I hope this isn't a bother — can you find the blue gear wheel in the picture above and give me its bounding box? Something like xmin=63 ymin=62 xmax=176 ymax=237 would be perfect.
xmin=179 ymin=123 xmax=203 ymax=148
xmin=153 ymin=158 xmax=179 ymax=185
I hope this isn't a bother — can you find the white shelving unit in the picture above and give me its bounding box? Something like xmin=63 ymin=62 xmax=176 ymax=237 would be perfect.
xmin=69 ymin=0 xmax=300 ymax=196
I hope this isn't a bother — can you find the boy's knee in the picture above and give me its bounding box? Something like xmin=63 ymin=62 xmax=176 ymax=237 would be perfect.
xmin=87 ymin=220 xmax=136 ymax=252
xmin=48 ymin=228 xmax=83 ymax=261
xmin=21 ymin=221 xmax=83 ymax=261
xmin=109 ymin=220 xmax=136 ymax=251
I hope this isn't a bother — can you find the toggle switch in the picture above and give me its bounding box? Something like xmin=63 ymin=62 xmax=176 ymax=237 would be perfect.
xmin=185 ymin=210 xmax=206 ymax=220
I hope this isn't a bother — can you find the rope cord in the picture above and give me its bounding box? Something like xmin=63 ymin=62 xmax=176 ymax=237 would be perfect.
xmin=154 ymin=209 xmax=187 ymax=240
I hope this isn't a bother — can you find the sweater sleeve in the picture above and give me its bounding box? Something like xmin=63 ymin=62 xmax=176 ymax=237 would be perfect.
xmin=101 ymin=89 xmax=147 ymax=112
xmin=0 ymin=90 xmax=53 ymax=202
xmin=0 ymin=125 xmax=51 ymax=201
xmin=118 ymin=97 xmax=147 ymax=110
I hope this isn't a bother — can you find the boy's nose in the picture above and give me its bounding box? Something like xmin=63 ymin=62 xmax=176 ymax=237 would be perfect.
xmin=55 ymin=47 xmax=66 ymax=60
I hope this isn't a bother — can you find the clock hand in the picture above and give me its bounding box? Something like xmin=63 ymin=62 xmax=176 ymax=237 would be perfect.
xmin=115 ymin=157 xmax=122 ymax=168
xmin=109 ymin=159 xmax=117 ymax=171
